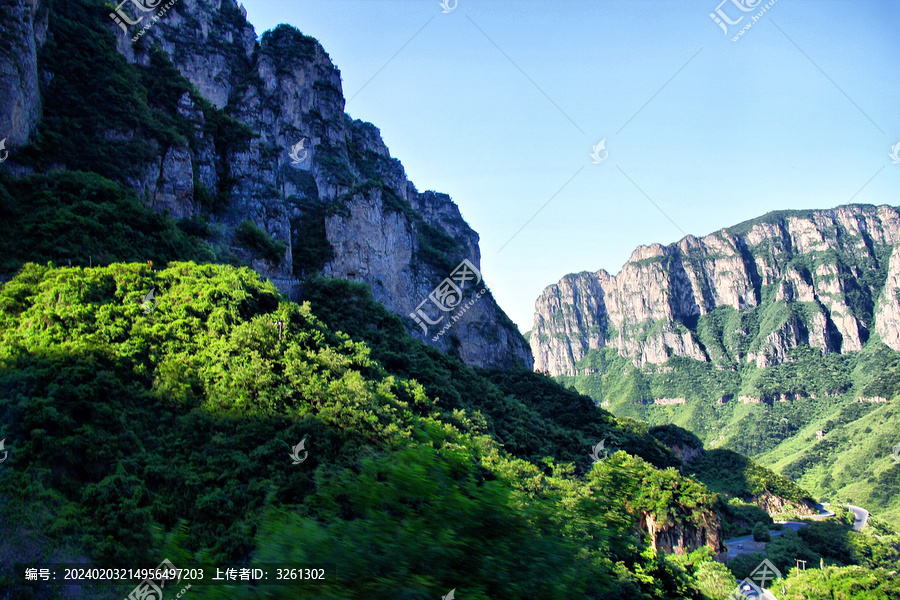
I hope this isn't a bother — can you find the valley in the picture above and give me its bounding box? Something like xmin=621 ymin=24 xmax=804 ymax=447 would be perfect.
xmin=0 ymin=0 xmax=897 ymax=598
xmin=533 ymin=207 xmax=900 ymax=525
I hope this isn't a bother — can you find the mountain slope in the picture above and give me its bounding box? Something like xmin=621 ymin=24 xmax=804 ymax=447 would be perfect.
xmin=533 ymin=205 xmax=900 ymax=522
xmin=1 ymin=262 xmax=726 ymax=599
xmin=0 ymin=0 xmax=530 ymax=370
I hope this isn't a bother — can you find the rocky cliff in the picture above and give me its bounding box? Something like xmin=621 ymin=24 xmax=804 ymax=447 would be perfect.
xmin=638 ymin=511 xmax=725 ymax=557
xmin=0 ymin=0 xmax=530 ymax=369
xmin=0 ymin=0 xmax=45 ymax=152
xmin=875 ymin=244 xmax=900 ymax=351
xmin=533 ymin=205 xmax=900 ymax=375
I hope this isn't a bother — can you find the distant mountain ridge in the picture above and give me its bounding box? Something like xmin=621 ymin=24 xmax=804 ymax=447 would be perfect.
xmin=532 ymin=204 xmax=900 ymax=376
xmin=532 ymin=204 xmax=900 ymax=523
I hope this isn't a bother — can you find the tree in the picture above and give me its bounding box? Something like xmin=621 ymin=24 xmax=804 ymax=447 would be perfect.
xmin=753 ymin=521 xmax=771 ymax=542
xmin=694 ymin=560 xmax=737 ymax=600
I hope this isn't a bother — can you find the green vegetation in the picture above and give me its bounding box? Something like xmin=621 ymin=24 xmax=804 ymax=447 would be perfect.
xmin=649 ymin=424 xmax=703 ymax=451
xmin=693 ymin=560 xmax=736 ymax=599
xmin=21 ymin=0 xmax=254 ymax=197
xmin=686 ymin=449 xmax=811 ymax=505
xmin=3 ymin=1 xmax=896 ymax=596
xmin=753 ymin=521 xmax=771 ymax=542
xmin=561 ymin=338 xmax=900 ymax=521
xmin=0 ymin=171 xmax=215 ymax=274
xmin=301 ymin=277 xmax=681 ymax=471
xmin=259 ymin=24 xmax=320 ymax=71
xmin=726 ymin=517 xmax=900 ymax=596
xmin=288 ymin=195 xmax=336 ymax=276
xmin=415 ymin=220 xmax=465 ymax=274
xmin=233 ymin=219 xmax=287 ymax=265
xmin=0 ymin=262 xmax=730 ymax=599
xmin=784 ymin=566 xmax=900 ymax=599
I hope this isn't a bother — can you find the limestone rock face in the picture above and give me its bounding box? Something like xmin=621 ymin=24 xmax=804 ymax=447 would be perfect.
xmin=533 ymin=206 xmax=900 ymax=375
xmin=320 ymin=185 xmax=530 ymax=369
xmin=876 ymin=245 xmax=900 ymax=351
xmin=0 ymin=0 xmax=45 ymax=150
xmin=531 ymin=272 xmax=608 ymax=376
xmin=2 ymin=0 xmax=529 ymax=369
xmin=754 ymin=492 xmax=816 ymax=517
xmin=639 ymin=511 xmax=725 ymax=557
xmin=0 ymin=0 xmax=529 ymax=368
xmin=138 ymin=1 xmax=531 ymax=368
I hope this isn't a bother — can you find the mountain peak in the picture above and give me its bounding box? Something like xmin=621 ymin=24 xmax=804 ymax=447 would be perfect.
xmin=533 ymin=204 xmax=900 ymax=375
xmin=0 ymin=0 xmax=530 ymax=369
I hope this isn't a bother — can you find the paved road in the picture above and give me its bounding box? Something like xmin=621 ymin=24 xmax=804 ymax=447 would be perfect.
xmin=809 ymin=502 xmax=835 ymax=520
xmin=814 ymin=502 xmax=868 ymax=530
xmin=724 ymin=503 xmax=868 ymax=599
xmin=847 ymin=504 xmax=869 ymax=531
xmin=724 ymin=524 xmax=805 ymax=560
xmin=724 ymin=503 xmax=869 ymax=560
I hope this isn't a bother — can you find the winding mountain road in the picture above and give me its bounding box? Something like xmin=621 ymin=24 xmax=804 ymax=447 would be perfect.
xmin=812 ymin=503 xmax=868 ymax=530
xmin=847 ymin=504 xmax=869 ymax=531
xmin=734 ymin=580 xmax=778 ymax=600
xmin=724 ymin=503 xmax=869 ymax=560
xmin=723 ymin=503 xmax=869 ymax=599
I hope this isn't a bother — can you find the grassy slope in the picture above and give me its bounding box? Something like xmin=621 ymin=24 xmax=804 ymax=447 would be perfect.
xmin=552 ymin=205 xmax=900 ymax=525
xmin=760 ymin=399 xmax=900 ymax=519
xmin=562 ymin=336 xmax=900 ymax=520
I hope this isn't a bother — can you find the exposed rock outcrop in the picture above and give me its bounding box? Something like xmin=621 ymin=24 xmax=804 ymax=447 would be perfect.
xmin=639 ymin=511 xmax=725 ymax=557
xmin=0 ymin=0 xmax=45 ymax=148
xmin=0 ymin=0 xmax=531 ymax=369
xmin=754 ymin=492 xmax=816 ymax=517
xmin=533 ymin=206 xmax=900 ymax=375
xmin=130 ymin=2 xmax=530 ymax=368
xmin=876 ymin=244 xmax=900 ymax=350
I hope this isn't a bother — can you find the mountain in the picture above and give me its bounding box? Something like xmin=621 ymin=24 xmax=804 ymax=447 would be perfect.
xmin=532 ymin=205 xmax=900 ymax=376
xmin=0 ymin=261 xmax=734 ymax=599
xmin=532 ymin=205 xmax=900 ymax=521
xmin=0 ymin=1 xmax=741 ymax=597
xmin=0 ymin=0 xmax=530 ymax=370
xmin=1 ymin=0 xmax=898 ymax=597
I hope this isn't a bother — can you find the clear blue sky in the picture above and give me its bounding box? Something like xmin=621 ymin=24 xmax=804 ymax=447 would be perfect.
xmin=238 ymin=0 xmax=899 ymax=331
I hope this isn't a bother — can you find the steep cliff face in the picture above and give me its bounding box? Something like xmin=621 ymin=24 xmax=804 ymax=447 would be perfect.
xmin=876 ymin=244 xmax=900 ymax=351
xmin=533 ymin=206 xmax=900 ymax=375
xmin=639 ymin=512 xmax=725 ymax=557
xmin=0 ymin=0 xmax=530 ymax=369
xmin=0 ymin=0 xmax=45 ymax=148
